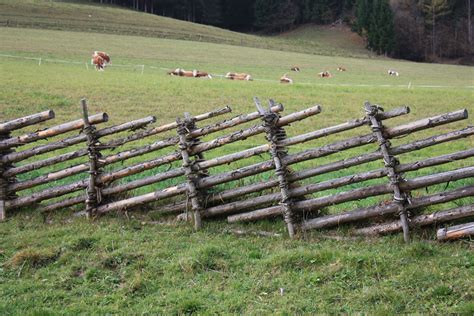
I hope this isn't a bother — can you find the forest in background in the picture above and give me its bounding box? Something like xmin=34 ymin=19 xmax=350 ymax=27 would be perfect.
xmin=88 ymin=0 xmax=472 ymax=63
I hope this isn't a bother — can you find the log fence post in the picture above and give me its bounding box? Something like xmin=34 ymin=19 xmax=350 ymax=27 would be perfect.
xmin=81 ymin=99 xmax=102 ymax=218
xmin=255 ymin=97 xmax=297 ymax=238
xmin=176 ymin=112 xmax=209 ymax=230
xmin=364 ymin=101 xmax=411 ymax=242
xmin=0 ymin=131 xmax=18 ymax=221
xmin=0 ymin=132 xmax=9 ymax=221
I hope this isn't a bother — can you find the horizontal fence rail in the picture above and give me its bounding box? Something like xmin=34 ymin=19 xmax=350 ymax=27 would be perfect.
xmin=0 ymin=98 xmax=472 ymax=241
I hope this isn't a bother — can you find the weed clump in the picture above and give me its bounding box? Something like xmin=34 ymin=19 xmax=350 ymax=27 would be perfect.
xmin=8 ymin=248 xmax=59 ymax=268
xmin=70 ymin=237 xmax=97 ymax=251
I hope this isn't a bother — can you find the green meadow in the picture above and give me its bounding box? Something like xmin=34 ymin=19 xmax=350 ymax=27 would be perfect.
xmin=0 ymin=3 xmax=473 ymax=313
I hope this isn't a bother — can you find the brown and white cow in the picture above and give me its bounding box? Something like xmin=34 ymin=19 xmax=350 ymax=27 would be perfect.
xmin=337 ymin=66 xmax=346 ymax=72
xmin=91 ymin=51 xmax=110 ymax=71
xmin=168 ymin=68 xmax=212 ymax=78
xmin=290 ymin=66 xmax=300 ymax=72
xmin=225 ymin=72 xmax=253 ymax=81
xmin=280 ymin=74 xmax=293 ymax=84
xmin=388 ymin=69 xmax=399 ymax=76
xmin=318 ymin=71 xmax=332 ymax=78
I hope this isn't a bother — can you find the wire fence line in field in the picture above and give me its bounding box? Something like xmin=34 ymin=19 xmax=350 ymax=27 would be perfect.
xmin=1 ymin=53 xmax=473 ymax=90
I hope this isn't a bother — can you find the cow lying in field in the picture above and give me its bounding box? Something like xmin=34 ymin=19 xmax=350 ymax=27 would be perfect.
xmin=290 ymin=66 xmax=300 ymax=72
xmin=168 ymin=68 xmax=212 ymax=78
xmin=318 ymin=71 xmax=332 ymax=78
xmin=225 ymin=72 xmax=253 ymax=81
xmin=388 ymin=69 xmax=399 ymax=76
xmin=280 ymin=74 xmax=293 ymax=84
xmin=92 ymin=51 xmax=110 ymax=71
xmin=337 ymin=66 xmax=346 ymax=72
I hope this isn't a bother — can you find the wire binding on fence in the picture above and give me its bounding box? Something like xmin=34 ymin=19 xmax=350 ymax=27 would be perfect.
xmin=364 ymin=101 xmax=411 ymax=242
xmin=177 ymin=113 xmax=209 ymax=230
xmin=81 ymin=99 xmax=103 ymax=218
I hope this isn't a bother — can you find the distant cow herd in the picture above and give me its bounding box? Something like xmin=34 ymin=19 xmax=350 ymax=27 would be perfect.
xmin=90 ymin=51 xmax=401 ymax=83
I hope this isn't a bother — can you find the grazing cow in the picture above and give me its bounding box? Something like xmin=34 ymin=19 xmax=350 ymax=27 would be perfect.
xmin=337 ymin=66 xmax=346 ymax=72
xmin=388 ymin=69 xmax=399 ymax=76
xmin=168 ymin=68 xmax=212 ymax=78
xmin=290 ymin=66 xmax=300 ymax=72
xmin=280 ymin=74 xmax=293 ymax=84
xmin=225 ymin=72 xmax=253 ymax=81
xmin=318 ymin=71 xmax=332 ymax=78
xmin=91 ymin=51 xmax=110 ymax=71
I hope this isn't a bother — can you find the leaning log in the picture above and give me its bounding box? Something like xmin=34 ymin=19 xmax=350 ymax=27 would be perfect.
xmin=0 ymin=113 xmax=108 ymax=150
xmin=437 ymin=222 xmax=474 ymax=241
xmin=160 ymin=127 xmax=474 ymax=214
xmin=227 ymin=166 xmax=474 ymax=223
xmin=0 ymin=110 xmax=55 ymax=133
xmin=1 ymin=116 xmax=155 ymax=165
xmin=354 ymin=204 xmax=474 ymax=236
xmin=301 ymin=185 xmax=474 ymax=231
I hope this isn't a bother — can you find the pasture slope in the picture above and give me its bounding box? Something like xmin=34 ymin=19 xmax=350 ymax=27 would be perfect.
xmin=0 ymin=3 xmax=474 ymax=314
xmin=0 ymin=0 xmax=369 ymax=58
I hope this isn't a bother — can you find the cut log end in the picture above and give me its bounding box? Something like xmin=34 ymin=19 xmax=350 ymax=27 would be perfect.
xmin=437 ymin=222 xmax=474 ymax=241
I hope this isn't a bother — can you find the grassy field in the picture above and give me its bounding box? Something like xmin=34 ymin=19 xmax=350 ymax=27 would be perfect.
xmin=0 ymin=12 xmax=474 ymax=315
xmin=0 ymin=0 xmax=370 ymax=58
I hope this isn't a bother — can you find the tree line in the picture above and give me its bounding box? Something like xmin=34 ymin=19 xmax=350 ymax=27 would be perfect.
xmin=91 ymin=0 xmax=473 ymax=62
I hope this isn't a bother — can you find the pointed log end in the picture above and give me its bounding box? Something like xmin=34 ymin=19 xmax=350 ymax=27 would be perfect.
xmin=224 ymin=105 xmax=232 ymax=113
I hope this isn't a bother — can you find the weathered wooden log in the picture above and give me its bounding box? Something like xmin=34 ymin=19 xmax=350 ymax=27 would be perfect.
xmin=203 ymin=148 xmax=474 ymax=218
xmin=383 ymin=109 xmax=467 ymax=136
xmin=437 ymin=221 xmax=474 ymax=241
xmin=96 ymin=183 xmax=187 ymax=214
xmin=81 ymin=99 xmax=101 ymax=218
xmin=365 ymin=102 xmax=410 ymax=242
xmin=161 ymin=127 xmax=474 ymax=214
xmin=41 ymin=194 xmax=85 ymax=213
xmin=301 ymin=185 xmax=474 ymax=231
xmin=0 ymin=110 xmax=55 ymax=133
xmin=1 ymin=115 xmax=154 ymax=165
xmin=6 ymin=179 xmax=88 ymax=208
xmin=354 ymin=204 xmax=474 ymax=235
xmin=0 ymin=113 xmax=108 ymax=150
xmin=227 ymin=166 xmax=474 ymax=223
xmin=281 ymin=106 xmax=410 ymax=147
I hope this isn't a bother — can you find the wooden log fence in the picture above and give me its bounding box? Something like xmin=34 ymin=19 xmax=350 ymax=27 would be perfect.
xmin=1 ymin=98 xmax=472 ymax=243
